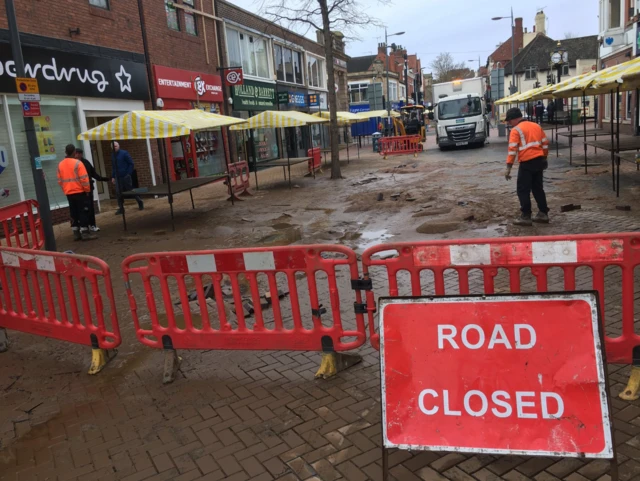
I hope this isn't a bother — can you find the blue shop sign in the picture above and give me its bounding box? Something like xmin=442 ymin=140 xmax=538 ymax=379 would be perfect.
xmin=308 ymin=93 xmax=320 ymax=106
xmin=349 ymin=103 xmax=370 ymax=113
xmin=288 ymin=92 xmax=307 ymax=107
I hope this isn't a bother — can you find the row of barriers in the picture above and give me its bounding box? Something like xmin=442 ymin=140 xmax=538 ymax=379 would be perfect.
xmin=3 ymin=230 xmax=640 ymax=397
xmin=378 ymin=135 xmax=423 ymax=159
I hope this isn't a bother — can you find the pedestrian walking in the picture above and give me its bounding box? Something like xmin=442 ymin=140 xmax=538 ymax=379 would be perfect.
xmin=111 ymin=141 xmax=143 ymax=215
xmin=75 ymin=148 xmax=109 ymax=232
xmin=535 ymin=101 xmax=544 ymax=124
xmin=57 ymin=144 xmax=96 ymax=241
xmin=547 ymin=100 xmax=556 ymax=124
xmin=504 ymin=108 xmax=550 ymax=226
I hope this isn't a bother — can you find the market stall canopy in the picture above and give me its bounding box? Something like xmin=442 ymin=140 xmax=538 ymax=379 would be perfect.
xmin=312 ymin=111 xmax=363 ymax=123
xmin=510 ymin=86 xmax=548 ymax=103
xmin=527 ymin=72 xmax=596 ymax=101
xmin=77 ymin=109 xmax=246 ymax=141
xmin=494 ymin=92 xmax=521 ymax=106
xmin=355 ymin=110 xmax=401 ymax=119
xmin=229 ymin=110 xmax=328 ymax=130
xmin=553 ymin=58 xmax=640 ymax=98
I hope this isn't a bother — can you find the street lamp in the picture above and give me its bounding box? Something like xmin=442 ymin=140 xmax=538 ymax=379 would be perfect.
xmin=385 ymin=28 xmax=405 ymax=131
xmin=468 ymin=57 xmax=482 ymax=77
xmin=492 ymin=7 xmax=516 ymax=94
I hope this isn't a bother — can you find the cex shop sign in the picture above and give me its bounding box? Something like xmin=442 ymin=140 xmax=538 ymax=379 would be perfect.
xmin=153 ymin=65 xmax=223 ymax=103
xmin=379 ymin=293 xmax=614 ymax=458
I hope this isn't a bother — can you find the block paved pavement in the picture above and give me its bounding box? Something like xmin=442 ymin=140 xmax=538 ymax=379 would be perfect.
xmin=2 ymin=130 xmax=640 ymax=481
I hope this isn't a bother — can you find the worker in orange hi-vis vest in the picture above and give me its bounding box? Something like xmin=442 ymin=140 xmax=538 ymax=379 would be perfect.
xmin=57 ymin=144 xmax=97 ymax=241
xmin=504 ymin=107 xmax=550 ymax=226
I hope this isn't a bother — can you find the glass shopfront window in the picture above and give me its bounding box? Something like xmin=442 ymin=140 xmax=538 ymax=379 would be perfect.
xmin=233 ymin=112 xmax=279 ymax=164
xmin=0 ymin=98 xmax=23 ymax=208
xmin=7 ymin=96 xmax=80 ymax=209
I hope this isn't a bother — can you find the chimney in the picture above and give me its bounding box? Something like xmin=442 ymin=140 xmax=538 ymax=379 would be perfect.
xmin=514 ymin=17 xmax=524 ymax=50
xmin=533 ymin=25 xmax=536 ymax=32
xmin=378 ymin=42 xmax=386 ymax=55
xmin=535 ymin=10 xmax=546 ymax=36
xmin=524 ymin=27 xmax=528 ymax=33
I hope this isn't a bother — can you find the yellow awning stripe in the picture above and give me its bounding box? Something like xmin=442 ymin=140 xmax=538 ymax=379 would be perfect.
xmin=229 ymin=110 xmax=329 ymax=130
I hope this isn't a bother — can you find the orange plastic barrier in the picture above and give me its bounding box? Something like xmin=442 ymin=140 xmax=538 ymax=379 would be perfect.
xmin=308 ymin=147 xmax=321 ymax=173
xmin=378 ymin=135 xmax=423 ymax=159
xmin=0 ymin=200 xmax=44 ymax=250
xmin=361 ymin=233 xmax=640 ymax=365
xmin=0 ymin=247 xmax=120 ymax=374
xmin=227 ymin=161 xmax=251 ymax=198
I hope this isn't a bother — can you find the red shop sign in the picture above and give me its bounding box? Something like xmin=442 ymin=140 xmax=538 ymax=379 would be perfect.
xmin=379 ymin=293 xmax=614 ymax=458
xmin=153 ymin=65 xmax=223 ymax=103
xmin=223 ymin=67 xmax=244 ymax=86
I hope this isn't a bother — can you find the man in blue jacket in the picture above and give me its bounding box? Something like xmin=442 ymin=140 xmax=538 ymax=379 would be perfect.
xmin=111 ymin=141 xmax=143 ymax=215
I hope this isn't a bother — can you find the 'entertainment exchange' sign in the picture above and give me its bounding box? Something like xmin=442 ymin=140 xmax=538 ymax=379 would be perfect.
xmin=232 ymin=79 xmax=276 ymax=110
xmin=0 ymin=42 xmax=149 ymax=100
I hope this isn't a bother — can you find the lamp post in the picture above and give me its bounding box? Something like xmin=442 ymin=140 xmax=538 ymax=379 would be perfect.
xmin=492 ymin=8 xmax=516 ymax=94
xmin=468 ymin=57 xmax=482 ymax=77
xmin=385 ymin=28 xmax=405 ymax=133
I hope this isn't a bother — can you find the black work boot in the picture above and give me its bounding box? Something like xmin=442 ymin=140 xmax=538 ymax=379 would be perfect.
xmin=81 ymin=229 xmax=98 ymax=241
xmin=513 ymin=215 xmax=533 ymax=226
xmin=533 ymin=212 xmax=550 ymax=224
xmin=73 ymin=229 xmax=82 ymax=241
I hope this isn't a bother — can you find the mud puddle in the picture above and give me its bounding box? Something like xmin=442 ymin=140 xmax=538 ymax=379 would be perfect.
xmin=358 ymin=229 xmax=394 ymax=250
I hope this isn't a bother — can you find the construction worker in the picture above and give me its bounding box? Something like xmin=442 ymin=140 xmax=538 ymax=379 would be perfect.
xmin=57 ymin=144 xmax=97 ymax=241
xmin=504 ymin=107 xmax=550 ymax=226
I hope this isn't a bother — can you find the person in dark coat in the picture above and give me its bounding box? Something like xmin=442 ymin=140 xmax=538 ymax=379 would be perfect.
xmin=535 ymin=101 xmax=545 ymax=124
xmin=75 ymin=148 xmax=109 ymax=232
xmin=547 ymin=100 xmax=556 ymax=124
xmin=111 ymin=141 xmax=143 ymax=215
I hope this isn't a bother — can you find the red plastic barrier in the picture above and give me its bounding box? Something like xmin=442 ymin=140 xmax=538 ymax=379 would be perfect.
xmin=362 ymin=234 xmax=640 ymax=364
xmin=0 ymin=200 xmax=44 ymax=250
xmin=123 ymin=245 xmax=366 ymax=352
xmin=227 ymin=161 xmax=251 ymax=196
xmin=307 ymin=147 xmax=321 ymax=173
xmin=0 ymin=247 xmax=120 ymax=349
xmin=378 ymin=135 xmax=422 ymax=158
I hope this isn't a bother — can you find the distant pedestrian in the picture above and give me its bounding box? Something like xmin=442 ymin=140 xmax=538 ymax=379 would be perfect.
xmin=111 ymin=141 xmax=143 ymax=215
xmin=547 ymin=100 xmax=556 ymax=124
xmin=57 ymin=144 xmax=96 ymax=241
xmin=75 ymin=148 xmax=109 ymax=232
xmin=504 ymin=108 xmax=550 ymax=226
xmin=535 ymin=101 xmax=544 ymax=124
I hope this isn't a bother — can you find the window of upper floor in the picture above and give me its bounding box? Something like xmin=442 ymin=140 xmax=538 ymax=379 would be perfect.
xmin=274 ymin=45 xmax=304 ymax=85
xmin=89 ymin=0 xmax=109 ymax=9
xmin=307 ymin=55 xmax=325 ymax=89
xmin=227 ymin=27 xmax=270 ymax=80
xmin=165 ymin=0 xmax=198 ymax=35
xmin=524 ymin=67 xmax=537 ymax=80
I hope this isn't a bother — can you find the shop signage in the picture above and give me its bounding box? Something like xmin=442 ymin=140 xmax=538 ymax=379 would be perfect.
xmin=379 ymin=293 xmax=613 ymax=458
xmin=232 ymin=79 xmax=276 ymax=110
xmin=349 ymin=103 xmax=370 ymax=113
xmin=288 ymin=92 xmax=307 ymax=107
xmin=308 ymin=93 xmax=319 ymax=107
xmin=154 ymin=65 xmax=222 ymax=103
xmin=21 ymin=101 xmax=41 ymax=117
xmin=277 ymin=92 xmax=289 ymax=104
xmin=223 ymin=67 xmax=244 ymax=86
xmin=0 ymin=42 xmax=149 ymax=100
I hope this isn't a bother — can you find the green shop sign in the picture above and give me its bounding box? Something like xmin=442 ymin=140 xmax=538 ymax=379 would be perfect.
xmin=232 ymin=80 xmax=276 ymax=110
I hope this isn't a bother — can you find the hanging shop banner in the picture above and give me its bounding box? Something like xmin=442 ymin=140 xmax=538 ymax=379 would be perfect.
xmin=0 ymin=42 xmax=148 ymax=100
xmin=232 ymin=79 xmax=276 ymax=110
xmin=34 ymin=116 xmax=56 ymax=161
xmin=153 ymin=65 xmax=223 ymax=103
xmin=379 ymin=293 xmax=614 ymax=458
xmin=223 ymin=67 xmax=244 ymax=87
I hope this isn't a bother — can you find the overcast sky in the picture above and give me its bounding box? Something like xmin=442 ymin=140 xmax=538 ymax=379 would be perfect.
xmin=227 ymin=0 xmax=599 ymax=71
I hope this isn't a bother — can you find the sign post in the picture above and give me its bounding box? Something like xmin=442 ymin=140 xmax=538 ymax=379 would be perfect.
xmin=379 ymin=293 xmax=617 ymax=480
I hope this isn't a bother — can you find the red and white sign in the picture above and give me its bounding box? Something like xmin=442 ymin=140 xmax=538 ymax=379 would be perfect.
xmin=153 ymin=65 xmax=223 ymax=103
xmin=22 ymin=101 xmax=41 ymax=117
xmin=380 ymin=293 xmax=613 ymax=458
xmin=223 ymin=67 xmax=244 ymax=86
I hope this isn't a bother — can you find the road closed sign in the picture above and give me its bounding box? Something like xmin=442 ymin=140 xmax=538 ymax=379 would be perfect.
xmin=379 ymin=293 xmax=614 ymax=458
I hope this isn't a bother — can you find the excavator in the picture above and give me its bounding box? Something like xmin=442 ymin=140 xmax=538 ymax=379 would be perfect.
xmin=395 ymin=105 xmax=426 ymax=141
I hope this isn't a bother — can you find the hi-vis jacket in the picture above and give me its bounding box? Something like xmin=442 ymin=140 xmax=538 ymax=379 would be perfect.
xmin=507 ymin=121 xmax=549 ymax=165
xmin=57 ymin=157 xmax=90 ymax=195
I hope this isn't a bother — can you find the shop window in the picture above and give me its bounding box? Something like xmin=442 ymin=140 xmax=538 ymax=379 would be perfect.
xmin=182 ymin=0 xmax=197 ymax=36
xmin=226 ymin=27 xmax=271 ymax=80
xmin=349 ymin=83 xmax=368 ymax=103
xmin=166 ymin=1 xmax=179 ymax=31
xmin=7 ymin=97 xmax=80 ymax=210
xmin=307 ymin=55 xmax=325 ymax=88
xmin=0 ymin=100 xmax=24 ymax=208
xmin=89 ymin=0 xmax=109 ymax=9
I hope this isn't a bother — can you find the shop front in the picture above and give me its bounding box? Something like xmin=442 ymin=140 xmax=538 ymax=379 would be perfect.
xmin=308 ymin=91 xmax=329 ymax=148
xmin=153 ymin=65 xmax=226 ymax=180
xmin=0 ymin=39 xmax=149 ymax=214
xmin=231 ymin=79 xmax=278 ymax=167
xmin=276 ymin=86 xmax=310 ymax=158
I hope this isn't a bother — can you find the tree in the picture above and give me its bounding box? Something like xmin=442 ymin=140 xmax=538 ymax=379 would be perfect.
xmin=261 ymin=0 xmax=384 ymax=179
xmin=430 ymin=52 xmax=468 ymax=83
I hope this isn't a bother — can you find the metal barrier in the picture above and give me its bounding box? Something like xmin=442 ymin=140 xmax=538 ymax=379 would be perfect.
xmin=0 ymin=247 xmax=120 ymax=374
xmin=0 ymin=200 xmax=44 ymax=250
xmin=378 ymin=135 xmax=423 ymax=159
xmin=362 ymin=234 xmax=640 ymax=399
xmin=122 ymin=245 xmax=367 ymax=383
xmin=308 ymin=147 xmax=321 ymax=173
xmin=226 ymin=161 xmax=252 ymax=200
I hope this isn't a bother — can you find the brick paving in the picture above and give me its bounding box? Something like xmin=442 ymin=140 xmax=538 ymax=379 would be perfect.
xmin=2 ymin=131 xmax=640 ymax=480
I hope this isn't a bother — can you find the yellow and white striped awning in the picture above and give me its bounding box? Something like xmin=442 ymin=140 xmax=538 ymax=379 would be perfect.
xmin=77 ymin=109 xmax=246 ymax=141
xmin=312 ymin=111 xmax=363 ymax=123
xmin=527 ymin=72 xmax=595 ymax=100
xmin=229 ymin=110 xmax=328 ymax=130
xmin=494 ymin=92 xmax=520 ymax=106
xmin=354 ymin=109 xmax=401 ymax=119
xmin=509 ymin=86 xmax=549 ymax=103
xmin=553 ymin=59 xmax=640 ymax=98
